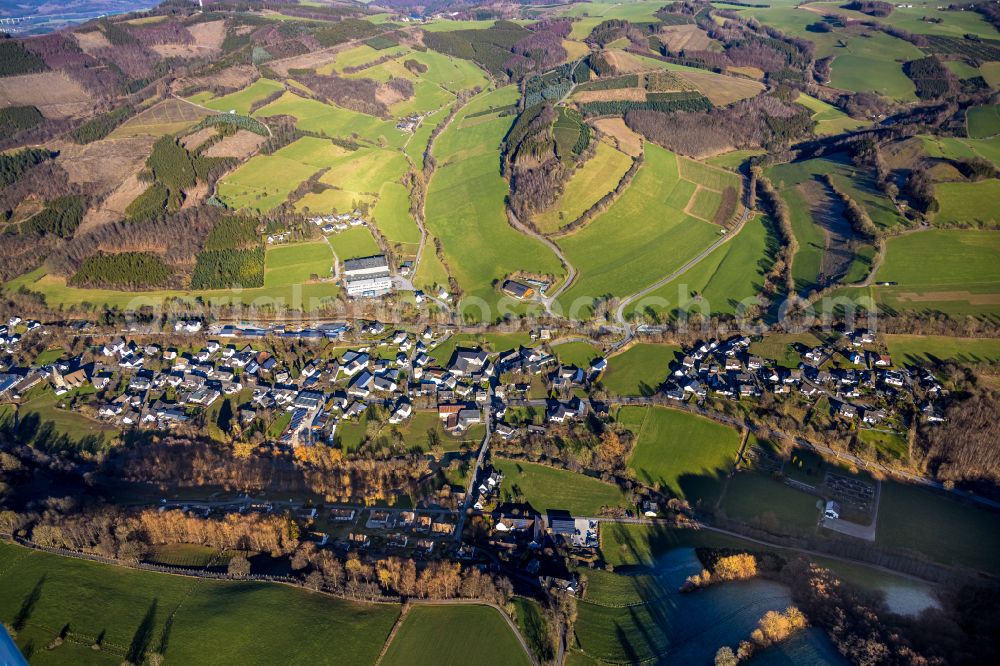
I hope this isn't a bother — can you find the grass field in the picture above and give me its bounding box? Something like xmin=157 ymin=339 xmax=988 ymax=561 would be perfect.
xmin=621 ymin=406 xmax=741 ymax=504
xmin=327 ymin=226 xmax=381 ymax=259
xmin=555 ymin=144 xmax=720 ymax=316
xmin=718 ymin=471 xmax=820 ymax=534
xmin=196 ymin=78 xmax=285 ymax=115
xmin=263 ymin=241 xmax=333 ymax=287
xmin=934 ymin=179 xmax=1000 ymax=228
xmin=381 ymin=605 xmax=531 ymax=666
xmin=218 ymin=154 xmax=318 ymax=212
xmin=704 ymin=149 xmax=765 ymax=170
xmin=494 ymin=459 xmax=630 ymax=515
xmin=534 ymin=140 xmax=633 ymax=233
xmin=253 ymin=92 xmax=405 ymax=148
xmin=271 ymin=135 xmax=349 ymax=167
xmin=885 ymin=334 xmax=1000 ymax=366
xmin=601 ymin=343 xmax=680 ymax=396
xmin=425 ymin=86 xmax=564 ymax=316
xmin=872 ymin=229 xmax=1000 ymax=317
xmin=4 ymin=268 xmax=340 ymax=312
xmin=145 ymin=543 xmax=220 ymax=568
xmin=553 ymin=340 xmax=603 ymax=368
xmin=967 ymin=104 xmax=1000 ymax=139
xmin=0 ymin=541 xmax=398 ymax=665
xmin=633 ymin=214 xmax=775 ymax=319
xmin=374 ymin=182 xmax=421 ymax=244
xmin=795 ymin=92 xmax=866 ymax=136
xmin=876 ymin=482 xmax=1000 ymax=574
xmin=16 ymin=389 xmax=118 ymax=445
xmin=429 ymin=331 xmax=534 ymax=365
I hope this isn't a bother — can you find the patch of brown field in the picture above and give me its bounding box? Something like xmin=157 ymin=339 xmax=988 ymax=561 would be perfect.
xmin=893 ymin=291 xmax=1000 ymax=305
xmin=881 ymin=137 xmax=927 ymax=170
xmin=675 ymin=70 xmax=764 ymax=106
xmin=202 ymin=129 xmax=266 ymax=159
xmin=574 ymin=88 xmax=647 ymax=103
xmin=174 ymin=66 xmax=257 ymax=95
xmin=270 ymin=45 xmax=348 ymax=77
xmin=659 ymin=24 xmax=716 ymax=52
xmin=0 ymin=71 xmax=92 ymax=118
xmin=592 ymin=117 xmax=643 ymax=157
xmin=110 ymin=98 xmax=212 ymax=138
xmin=728 ymin=66 xmax=764 ymax=80
xmin=79 ymin=174 xmax=147 ymax=232
xmin=52 ymin=136 xmax=156 ymax=191
xmin=376 ymin=84 xmax=409 ymax=107
xmin=562 ymin=39 xmax=592 ymax=61
xmin=927 ymin=162 xmax=965 ymax=182
xmin=602 ymin=49 xmax=647 ymax=74
xmin=181 ymin=127 xmax=217 ymax=151
xmin=74 ymin=29 xmax=110 ymax=54
xmin=8 ymin=197 xmax=45 ymax=225
xmin=181 ymin=182 xmax=210 ymax=209
xmin=188 ymin=19 xmax=226 ymax=50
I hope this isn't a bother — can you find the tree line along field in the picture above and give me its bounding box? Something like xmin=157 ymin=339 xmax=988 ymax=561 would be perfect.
xmin=533 ymin=139 xmax=633 ymax=234
xmin=421 ymin=86 xmax=565 ymax=315
xmin=0 ymin=541 xmax=398 ymax=666
xmin=493 ymin=458 xmax=630 ymax=515
xmin=554 ymin=144 xmax=726 ymax=318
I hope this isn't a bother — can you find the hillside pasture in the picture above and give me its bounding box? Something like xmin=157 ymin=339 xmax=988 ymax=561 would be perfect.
xmin=622 ymin=406 xmax=742 ymax=504
xmin=494 ymin=459 xmax=630 ymax=515
xmin=555 ymin=144 xmax=719 ymax=316
xmin=381 ymin=604 xmax=531 ymax=666
xmin=374 ymin=182 xmax=421 ymax=244
xmin=217 ymin=154 xmax=318 ymax=212
xmin=327 ymin=226 xmax=381 ymax=260
xmin=253 ymin=92 xmax=405 ymax=148
xmin=885 ymin=334 xmax=1000 ymax=366
xmin=424 ymin=86 xmax=564 ymax=316
xmin=795 ymin=92 xmax=866 ymax=136
xmin=195 ymin=78 xmax=285 ymax=115
xmin=110 ymin=99 xmax=212 ymax=138
xmin=632 ymin=214 xmax=775 ymax=319
xmin=534 ymin=140 xmax=633 ymax=233
xmin=0 ymin=542 xmax=398 ymax=666
xmin=966 ymin=103 xmax=1000 ymax=139
xmin=873 ymin=229 xmax=1000 ymax=318
xmin=272 ymin=135 xmax=349 ymax=167
xmin=934 ymin=179 xmax=1000 ymax=228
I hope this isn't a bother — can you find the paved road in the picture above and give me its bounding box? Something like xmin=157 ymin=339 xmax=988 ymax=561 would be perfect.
xmin=610 ymin=197 xmax=754 ymax=352
xmin=506 ymin=208 xmax=577 ymax=315
xmin=455 ymin=402 xmax=493 ymax=543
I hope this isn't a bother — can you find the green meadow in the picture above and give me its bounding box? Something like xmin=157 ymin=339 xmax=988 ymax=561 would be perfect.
xmin=885 ymin=334 xmax=1000 ymax=366
xmin=494 ymin=459 xmax=630 ymax=515
xmin=967 ymin=104 xmax=1000 ymax=139
xmin=534 ymin=140 xmax=633 ymax=233
xmin=633 ymin=214 xmax=775 ymax=319
xmin=424 ymin=86 xmax=564 ymax=316
xmin=795 ymin=92 xmax=866 ymax=136
xmin=218 ymin=154 xmax=318 ymax=212
xmin=253 ymin=92 xmax=405 ymax=148
xmin=555 ymin=144 xmax=719 ymax=317
xmin=621 ymin=406 xmax=742 ymax=504
xmin=327 ymin=226 xmax=381 ymax=259
xmin=600 ymin=343 xmax=680 ymax=396
xmin=374 ymin=182 xmax=421 ymax=244
xmin=381 ymin=605 xmax=531 ymax=666
xmin=193 ymin=78 xmax=285 ymax=115
xmin=934 ymin=179 xmax=1000 ymax=228
xmin=0 ymin=542 xmax=398 ymax=666
xmin=263 ymin=241 xmax=333 ymax=287
xmin=553 ymin=340 xmax=603 ymax=369
xmin=876 ymin=482 xmax=1000 ymax=575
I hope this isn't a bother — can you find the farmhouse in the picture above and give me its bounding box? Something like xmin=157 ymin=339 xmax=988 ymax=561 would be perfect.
xmin=343 ymin=255 xmax=393 ymax=298
xmin=501 ymin=280 xmax=534 ymax=300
